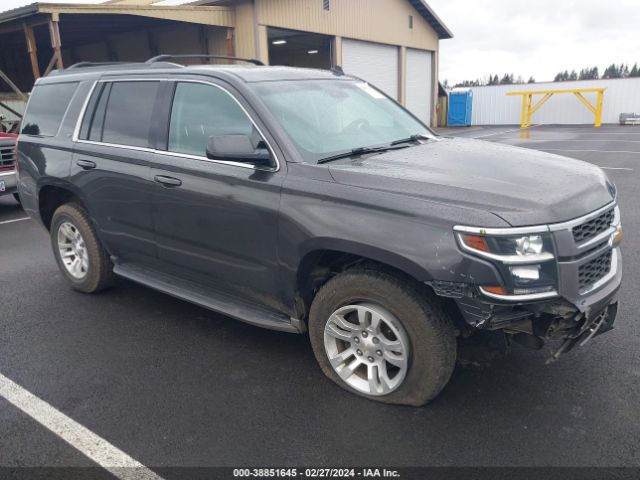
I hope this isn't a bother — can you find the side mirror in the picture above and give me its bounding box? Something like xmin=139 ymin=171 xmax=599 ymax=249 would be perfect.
xmin=206 ymin=134 xmax=272 ymax=167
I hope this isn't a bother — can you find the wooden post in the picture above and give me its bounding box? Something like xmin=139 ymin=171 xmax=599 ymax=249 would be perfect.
xmin=199 ymin=26 xmax=210 ymax=64
xmin=225 ymin=28 xmax=235 ymax=58
xmin=146 ymin=31 xmax=158 ymax=59
xmin=49 ymin=15 xmax=63 ymax=70
xmin=23 ymin=23 xmax=40 ymax=80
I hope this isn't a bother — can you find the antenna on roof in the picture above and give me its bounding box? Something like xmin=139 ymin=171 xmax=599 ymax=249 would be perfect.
xmin=331 ymin=65 xmax=345 ymax=76
xmin=146 ymin=54 xmax=265 ymax=66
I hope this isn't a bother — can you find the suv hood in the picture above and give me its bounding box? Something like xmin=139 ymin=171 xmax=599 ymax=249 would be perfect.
xmin=328 ymin=137 xmax=615 ymax=226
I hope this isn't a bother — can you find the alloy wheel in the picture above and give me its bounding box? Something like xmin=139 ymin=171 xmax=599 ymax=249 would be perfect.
xmin=323 ymin=303 xmax=410 ymax=396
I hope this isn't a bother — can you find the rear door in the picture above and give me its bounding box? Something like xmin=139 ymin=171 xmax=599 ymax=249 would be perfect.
xmin=150 ymin=79 xmax=285 ymax=307
xmin=71 ymin=80 xmax=161 ymax=263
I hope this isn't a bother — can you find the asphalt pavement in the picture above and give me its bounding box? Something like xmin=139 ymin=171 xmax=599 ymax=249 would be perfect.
xmin=0 ymin=125 xmax=639 ymax=477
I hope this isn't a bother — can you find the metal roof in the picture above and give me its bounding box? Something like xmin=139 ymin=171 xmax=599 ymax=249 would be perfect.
xmin=407 ymin=0 xmax=452 ymax=39
xmin=0 ymin=2 xmax=234 ymax=27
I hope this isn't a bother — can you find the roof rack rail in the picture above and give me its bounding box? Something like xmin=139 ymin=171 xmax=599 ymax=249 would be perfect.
xmin=146 ymin=54 xmax=264 ymax=66
xmin=67 ymin=61 xmax=133 ymax=70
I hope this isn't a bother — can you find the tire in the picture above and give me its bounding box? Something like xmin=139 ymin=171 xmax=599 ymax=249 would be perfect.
xmin=308 ymin=267 xmax=456 ymax=406
xmin=13 ymin=193 xmax=21 ymax=205
xmin=50 ymin=202 xmax=114 ymax=293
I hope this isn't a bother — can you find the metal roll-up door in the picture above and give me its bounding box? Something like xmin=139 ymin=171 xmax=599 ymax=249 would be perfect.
xmin=342 ymin=38 xmax=399 ymax=100
xmin=406 ymin=48 xmax=433 ymax=125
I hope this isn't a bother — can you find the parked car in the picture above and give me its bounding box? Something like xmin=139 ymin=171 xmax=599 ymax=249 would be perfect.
xmin=0 ymin=132 xmax=19 ymax=203
xmin=17 ymin=56 xmax=623 ymax=406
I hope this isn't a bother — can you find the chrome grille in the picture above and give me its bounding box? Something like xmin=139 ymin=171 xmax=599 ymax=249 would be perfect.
xmin=578 ymin=250 xmax=612 ymax=290
xmin=0 ymin=144 xmax=15 ymax=169
xmin=572 ymin=208 xmax=614 ymax=243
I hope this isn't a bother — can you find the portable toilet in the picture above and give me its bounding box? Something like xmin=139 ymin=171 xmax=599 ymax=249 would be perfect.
xmin=447 ymin=90 xmax=473 ymax=126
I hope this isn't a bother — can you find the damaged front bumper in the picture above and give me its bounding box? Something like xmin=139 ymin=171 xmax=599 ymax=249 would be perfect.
xmin=432 ymin=245 xmax=622 ymax=362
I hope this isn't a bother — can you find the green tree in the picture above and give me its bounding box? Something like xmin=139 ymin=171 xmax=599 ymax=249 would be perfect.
xmin=630 ymin=63 xmax=640 ymax=77
xmin=500 ymin=73 xmax=514 ymax=85
xmin=527 ymin=76 xmax=535 ymax=83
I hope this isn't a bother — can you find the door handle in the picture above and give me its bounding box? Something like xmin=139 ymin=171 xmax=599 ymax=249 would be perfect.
xmin=154 ymin=175 xmax=182 ymax=187
xmin=76 ymin=159 xmax=96 ymax=170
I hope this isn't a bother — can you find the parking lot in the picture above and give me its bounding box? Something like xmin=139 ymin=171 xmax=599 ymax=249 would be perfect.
xmin=1 ymin=125 xmax=639 ymax=476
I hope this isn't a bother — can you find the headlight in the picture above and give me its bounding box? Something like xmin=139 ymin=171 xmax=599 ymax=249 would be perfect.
xmin=456 ymin=231 xmax=554 ymax=263
xmin=454 ymin=226 xmax=558 ymax=300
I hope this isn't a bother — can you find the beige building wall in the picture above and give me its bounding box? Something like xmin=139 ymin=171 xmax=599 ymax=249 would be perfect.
xmin=257 ymin=0 xmax=439 ymax=51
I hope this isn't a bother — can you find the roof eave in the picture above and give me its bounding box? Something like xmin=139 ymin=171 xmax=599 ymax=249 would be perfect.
xmin=408 ymin=0 xmax=453 ymax=39
xmin=0 ymin=3 xmax=41 ymax=25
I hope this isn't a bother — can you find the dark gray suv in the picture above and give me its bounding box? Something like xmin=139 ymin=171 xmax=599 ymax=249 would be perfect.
xmin=17 ymin=56 xmax=623 ymax=406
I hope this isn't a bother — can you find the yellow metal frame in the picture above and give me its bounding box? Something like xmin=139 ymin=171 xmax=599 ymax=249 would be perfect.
xmin=507 ymin=88 xmax=605 ymax=128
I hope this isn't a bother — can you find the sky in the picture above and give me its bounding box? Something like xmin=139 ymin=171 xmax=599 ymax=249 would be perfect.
xmin=428 ymin=0 xmax=640 ymax=84
xmin=2 ymin=0 xmax=639 ymax=84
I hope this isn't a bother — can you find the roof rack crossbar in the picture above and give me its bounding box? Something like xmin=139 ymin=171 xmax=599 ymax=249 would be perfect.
xmin=146 ymin=54 xmax=264 ymax=66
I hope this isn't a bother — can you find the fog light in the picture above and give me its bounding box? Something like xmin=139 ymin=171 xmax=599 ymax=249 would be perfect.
xmin=510 ymin=265 xmax=541 ymax=282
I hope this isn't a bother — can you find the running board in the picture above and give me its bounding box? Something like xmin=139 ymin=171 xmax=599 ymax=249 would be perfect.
xmin=113 ymin=263 xmax=301 ymax=334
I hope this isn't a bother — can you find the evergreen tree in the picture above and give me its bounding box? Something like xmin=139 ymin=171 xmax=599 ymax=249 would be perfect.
xmin=527 ymin=76 xmax=535 ymax=83
xmin=630 ymin=63 xmax=639 ymax=77
xmin=500 ymin=73 xmax=514 ymax=85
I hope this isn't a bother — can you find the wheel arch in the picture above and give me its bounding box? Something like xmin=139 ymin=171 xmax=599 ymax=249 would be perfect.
xmin=295 ymin=238 xmax=434 ymax=316
xmin=37 ymin=181 xmax=86 ymax=230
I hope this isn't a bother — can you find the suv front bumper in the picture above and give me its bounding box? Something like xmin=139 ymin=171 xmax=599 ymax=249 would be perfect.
xmin=447 ymin=202 xmax=623 ymax=359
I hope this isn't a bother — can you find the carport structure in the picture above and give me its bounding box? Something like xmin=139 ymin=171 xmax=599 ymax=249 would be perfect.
xmin=0 ymin=1 xmax=235 ymax=108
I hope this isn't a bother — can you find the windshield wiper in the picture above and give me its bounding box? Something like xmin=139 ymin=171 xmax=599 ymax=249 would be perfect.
xmin=390 ymin=134 xmax=432 ymax=146
xmin=317 ymin=144 xmax=411 ymax=165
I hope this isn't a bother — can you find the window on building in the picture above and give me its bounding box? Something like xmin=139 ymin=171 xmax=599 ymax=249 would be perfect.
xmin=323 ymin=0 xmax=330 ymax=11
xmin=168 ymin=82 xmax=254 ymax=158
xmin=409 ymin=15 xmax=414 ymax=29
xmin=21 ymin=82 xmax=79 ymax=137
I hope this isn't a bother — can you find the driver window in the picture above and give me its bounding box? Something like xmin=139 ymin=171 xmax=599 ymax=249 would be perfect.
xmin=168 ymin=82 xmax=255 ymax=157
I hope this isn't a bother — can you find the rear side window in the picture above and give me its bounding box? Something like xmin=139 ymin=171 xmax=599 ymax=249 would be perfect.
xmin=21 ymin=82 xmax=78 ymax=137
xmin=80 ymin=81 xmax=160 ymax=148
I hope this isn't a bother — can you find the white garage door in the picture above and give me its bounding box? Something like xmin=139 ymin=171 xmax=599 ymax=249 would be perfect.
xmin=342 ymin=39 xmax=399 ymax=100
xmin=406 ymin=48 xmax=433 ymax=125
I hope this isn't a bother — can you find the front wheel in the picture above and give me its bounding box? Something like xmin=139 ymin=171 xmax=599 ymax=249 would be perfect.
xmin=308 ymin=268 xmax=456 ymax=406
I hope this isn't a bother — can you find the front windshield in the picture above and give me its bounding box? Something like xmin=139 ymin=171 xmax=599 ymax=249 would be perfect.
xmin=251 ymin=79 xmax=433 ymax=164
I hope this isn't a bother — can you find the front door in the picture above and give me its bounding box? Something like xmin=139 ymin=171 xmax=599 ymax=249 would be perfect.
xmin=151 ymin=80 xmax=285 ymax=309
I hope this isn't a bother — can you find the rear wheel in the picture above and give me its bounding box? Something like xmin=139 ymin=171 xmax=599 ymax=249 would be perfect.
xmin=308 ymin=267 xmax=456 ymax=406
xmin=50 ymin=203 xmax=114 ymax=293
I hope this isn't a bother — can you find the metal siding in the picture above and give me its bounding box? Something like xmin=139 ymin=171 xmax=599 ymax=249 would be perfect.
xmin=342 ymin=39 xmax=399 ymax=100
xmin=234 ymin=0 xmax=257 ymax=58
xmin=467 ymin=78 xmax=640 ymax=125
xmin=405 ymin=48 xmax=432 ymax=124
xmin=257 ymin=0 xmax=439 ymax=51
